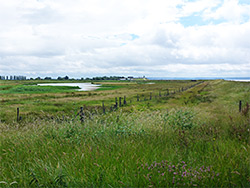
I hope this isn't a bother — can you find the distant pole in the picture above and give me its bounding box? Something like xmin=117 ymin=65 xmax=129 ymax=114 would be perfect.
xmin=119 ymin=97 xmax=122 ymax=107
xmin=123 ymin=96 xmax=126 ymax=105
xmin=137 ymin=94 xmax=139 ymax=102
xmin=17 ymin=108 xmax=20 ymax=122
xmin=167 ymin=89 xmax=169 ymax=95
xmin=80 ymin=107 xmax=84 ymax=123
xmin=150 ymin=92 xmax=152 ymax=100
xmin=239 ymin=100 xmax=242 ymax=112
xmin=115 ymin=97 xmax=118 ymax=109
xmin=102 ymin=101 xmax=105 ymax=114
xmin=159 ymin=91 xmax=161 ymax=97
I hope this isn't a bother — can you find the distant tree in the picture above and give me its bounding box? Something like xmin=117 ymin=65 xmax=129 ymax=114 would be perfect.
xmin=64 ymin=76 xmax=69 ymax=80
xmin=44 ymin=77 xmax=52 ymax=80
xmin=57 ymin=77 xmax=63 ymax=80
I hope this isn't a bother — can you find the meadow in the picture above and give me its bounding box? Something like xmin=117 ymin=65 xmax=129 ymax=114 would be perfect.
xmin=0 ymin=79 xmax=249 ymax=187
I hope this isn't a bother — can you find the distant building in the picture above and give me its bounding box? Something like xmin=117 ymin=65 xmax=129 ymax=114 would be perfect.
xmin=0 ymin=75 xmax=26 ymax=80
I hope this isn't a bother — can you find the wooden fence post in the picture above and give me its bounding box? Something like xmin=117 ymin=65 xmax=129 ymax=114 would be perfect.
xmin=167 ymin=89 xmax=169 ymax=95
xmin=80 ymin=107 xmax=84 ymax=123
xmin=159 ymin=91 xmax=161 ymax=97
xmin=123 ymin=96 xmax=126 ymax=105
xmin=102 ymin=101 xmax=105 ymax=114
xmin=239 ymin=100 xmax=242 ymax=112
xmin=115 ymin=97 xmax=118 ymax=109
xmin=17 ymin=107 xmax=19 ymax=122
xmin=150 ymin=92 xmax=152 ymax=100
xmin=137 ymin=94 xmax=139 ymax=102
xmin=119 ymin=97 xmax=122 ymax=107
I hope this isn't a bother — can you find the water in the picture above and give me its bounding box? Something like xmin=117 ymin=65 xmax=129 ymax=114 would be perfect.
xmin=224 ymin=78 xmax=250 ymax=82
xmin=37 ymin=83 xmax=100 ymax=91
xmin=147 ymin=77 xmax=250 ymax=82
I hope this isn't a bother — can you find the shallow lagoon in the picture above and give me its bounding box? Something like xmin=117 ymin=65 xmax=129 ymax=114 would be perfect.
xmin=37 ymin=83 xmax=100 ymax=91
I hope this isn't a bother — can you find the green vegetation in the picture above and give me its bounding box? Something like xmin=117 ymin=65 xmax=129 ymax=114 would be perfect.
xmin=0 ymin=85 xmax=80 ymax=94
xmin=0 ymin=79 xmax=250 ymax=187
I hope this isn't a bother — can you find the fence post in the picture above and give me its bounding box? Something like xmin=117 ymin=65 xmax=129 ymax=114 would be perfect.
xmin=17 ymin=107 xmax=19 ymax=122
xmin=239 ymin=100 xmax=242 ymax=112
xmin=150 ymin=92 xmax=152 ymax=100
xmin=102 ymin=101 xmax=105 ymax=114
xmin=119 ymin=97 xmax=122 ymax=107
xmin=137 ymin=94 xmax=139 ymax=102
xmin=167 ymin=89 xmax=169 ymax=95
xmin=80 ymin=107 xmax=84 ymax=123
xmin=123 ymin=96 xmax=126 ymax=105
xmin=115 ymin=97 xmax=118 ymax=109
xmin=159 ymin=91 xmax=161 ymax=97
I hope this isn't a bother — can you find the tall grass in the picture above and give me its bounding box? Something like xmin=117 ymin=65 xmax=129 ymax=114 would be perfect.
xmin=1 ymin=108 xmax=249 ymax=187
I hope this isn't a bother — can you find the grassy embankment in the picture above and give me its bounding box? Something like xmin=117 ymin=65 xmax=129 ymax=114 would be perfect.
xmin=0 ymin=79 xmax=249 ymax=187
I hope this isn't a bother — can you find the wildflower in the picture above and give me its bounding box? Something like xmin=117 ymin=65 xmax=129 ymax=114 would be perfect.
xmin=172 ymin=177 xmax=175 ymax=184
xmin=161 ymin=173 xmax=165 ymax=176
xmin=182 ymin=171 xmax=187 ymax=177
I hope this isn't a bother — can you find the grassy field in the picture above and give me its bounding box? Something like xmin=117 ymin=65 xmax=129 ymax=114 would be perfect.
xmin=0 ymin=79 xmax=250 ymax=187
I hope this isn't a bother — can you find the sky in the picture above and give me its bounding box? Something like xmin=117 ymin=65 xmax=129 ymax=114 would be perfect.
xmin=0 ymin=0 xmax=250 ymax=78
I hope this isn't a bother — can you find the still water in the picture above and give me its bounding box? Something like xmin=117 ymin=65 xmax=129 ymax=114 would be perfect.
xmin=37 ymin=83 xmax=100 ymax=91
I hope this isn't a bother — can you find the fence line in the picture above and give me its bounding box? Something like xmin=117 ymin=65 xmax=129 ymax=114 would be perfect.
xmin=73 ymin=81 xmax=206 ymax=123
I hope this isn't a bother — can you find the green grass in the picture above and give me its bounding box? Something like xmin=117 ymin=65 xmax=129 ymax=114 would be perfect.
xmin=97 ymin=84 xmax=124 ymax=91
xmin=0 ymin=85 xmax=80 ymax=94
xmin=0 ymin=80 xmax=250 ymax=187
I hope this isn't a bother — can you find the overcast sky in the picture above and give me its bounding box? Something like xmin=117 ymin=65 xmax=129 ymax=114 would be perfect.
xmin=0 ymin=0 xmax=250 ymax=78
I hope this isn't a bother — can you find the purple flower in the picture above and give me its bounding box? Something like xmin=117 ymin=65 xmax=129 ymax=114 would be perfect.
xmin=172 ymin=177 xmax=175 ymax=184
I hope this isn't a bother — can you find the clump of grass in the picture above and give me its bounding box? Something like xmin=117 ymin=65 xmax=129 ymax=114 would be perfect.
xmin=167 ymin=109 xmax=197 ymax=130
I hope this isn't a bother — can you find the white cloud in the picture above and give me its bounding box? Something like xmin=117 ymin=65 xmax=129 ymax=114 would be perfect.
xmin=0 ymin=0 xmax=250 ymax=78
xmin=203 ymin=0 xmax=250 ymax=23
